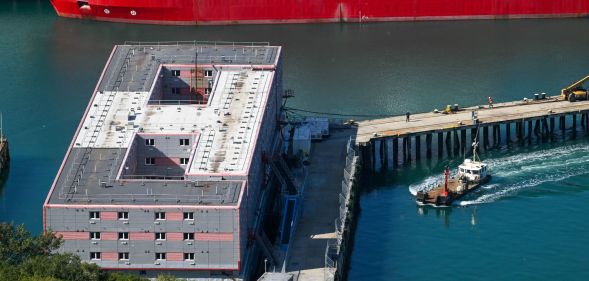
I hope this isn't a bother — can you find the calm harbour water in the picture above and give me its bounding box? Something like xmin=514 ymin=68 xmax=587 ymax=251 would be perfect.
xmin=2 ymin=1 xmax=589 ymax=280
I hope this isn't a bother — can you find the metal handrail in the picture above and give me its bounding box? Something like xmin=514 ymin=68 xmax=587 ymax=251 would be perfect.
xmin=123 ymin=40 xmax=270 ymax=47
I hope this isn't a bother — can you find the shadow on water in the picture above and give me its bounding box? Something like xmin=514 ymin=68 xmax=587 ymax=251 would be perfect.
xmin=0 ymin=167 xmax=10 ymax=194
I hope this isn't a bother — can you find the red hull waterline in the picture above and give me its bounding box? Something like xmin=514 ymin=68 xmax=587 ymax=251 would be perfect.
xmin=51 ymin=0 xmax=589 ymax=25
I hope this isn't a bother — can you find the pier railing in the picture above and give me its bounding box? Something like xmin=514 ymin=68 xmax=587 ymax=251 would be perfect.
xmin=325 ymin=135 xmax=359 ymax=281
xmin=123 ymin=40 xmax=271 ymax=47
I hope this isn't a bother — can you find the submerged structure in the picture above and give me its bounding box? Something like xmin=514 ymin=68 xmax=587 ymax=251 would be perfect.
xmin=43 ymin=42 xmax=282 ymax=279
xmin=50 ymin=0 xmax=589 ymax=25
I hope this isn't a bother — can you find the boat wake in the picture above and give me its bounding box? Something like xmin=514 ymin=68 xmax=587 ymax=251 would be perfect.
xmin=409 ymin=143 xmax=589 ymax=205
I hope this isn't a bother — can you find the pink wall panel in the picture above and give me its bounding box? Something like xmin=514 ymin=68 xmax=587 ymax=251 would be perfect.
xmin=130 ymin=232 xmax=154 ymax=240
xmin=102 ymin=252 xmax=118 ymax=261
xmin=101 ymin=211 xmax=118 ymax=220
xmin=167 ymin=212 xmax=183 ymax=221
xmin=55 ymin=231 xmax=87 ymax=240
xmin=167 ymin=232 xmax=184 ymax=241
xmin=196 ymin=232 xmax=233 ymax=241
xmin=101 ymin=232 xmax=118 ymax=240
xmin=167 ymin=252 xmax=184 ymax=261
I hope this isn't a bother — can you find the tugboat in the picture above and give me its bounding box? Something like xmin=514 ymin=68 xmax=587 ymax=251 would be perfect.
xmin=416 ymin=141 xmax=490 ymax=206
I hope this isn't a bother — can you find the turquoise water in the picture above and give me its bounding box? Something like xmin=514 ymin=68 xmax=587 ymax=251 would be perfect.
xmin=3 ymin=1 xmax=589 ymax=280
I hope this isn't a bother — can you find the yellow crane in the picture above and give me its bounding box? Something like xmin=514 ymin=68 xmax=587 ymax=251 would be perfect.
xmin=561 ymin=74 xmax=589 ymax=102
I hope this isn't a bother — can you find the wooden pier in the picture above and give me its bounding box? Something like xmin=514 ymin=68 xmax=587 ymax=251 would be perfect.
xmin=356 ymin=96 xmax=589 ymax=168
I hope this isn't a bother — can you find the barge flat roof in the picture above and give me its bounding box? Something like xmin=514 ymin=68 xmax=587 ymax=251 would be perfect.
xmin=46 ymin=42 xmax=280 ymax=206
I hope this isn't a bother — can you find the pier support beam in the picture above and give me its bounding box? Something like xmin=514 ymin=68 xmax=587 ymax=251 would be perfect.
xmin=542 ymin=118 xmax=549 ymax=138
xmin=445 ymin=131 xmax=452 ymax=157
xmin=453 ymin=130 xmax=460 ymax=156
xmin=426 ymin=134 xmax=432 ymax=159
xmin=392 ymin=138 xmax=398 ymax=166
xmin=560 ymin=115 xmax=566 ymax=138
xmin=517 ymin=121 xmax=524 ymax=143
xmin=415 ymin=135 xmax=421 ymax=160
xmin=461 ymin=130 xmax=467 ymax=154
xmin=483 ymin=126 xmax=489 ymax=149
xmin=572 ymin=114 xmax=577 ymax=138
xmin=370 ymin=141 xmax=376 ymax=170
xmin=493 ymin=125 xmax=501 ymax=146
xmin=437 ymin=132 xmax=443 ymax=158
xmin=505 ymin=123 xmax=511 ymax=144
xmin=534 ymin=119 xmax=541 ymax=138
xmin=381 ymin=139 xmax=388 ymax=168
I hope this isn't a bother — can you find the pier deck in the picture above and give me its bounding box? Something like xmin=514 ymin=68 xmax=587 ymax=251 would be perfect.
xmin=285 ymin=129 xmax=353 ymax=280
xmin=356 ymin=96 xmax=589 ymax=144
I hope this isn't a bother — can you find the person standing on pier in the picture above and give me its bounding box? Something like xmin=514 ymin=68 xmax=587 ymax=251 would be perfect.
xmin=488 ymin=96 xmax=494 ymax=108
xmin=406 ymin=111 xmax=411 ymax=122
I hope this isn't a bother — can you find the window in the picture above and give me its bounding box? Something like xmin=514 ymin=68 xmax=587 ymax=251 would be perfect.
xmin=90 ymin=232 xmax=101 ymax=240
xmin=90 ymin=252 xmax=101 ymax=260
xmin=183 ymin=212 xmax=194 ymax=220
xmin=89 ymin=211 xmax=100 ymax=220
xmin=204 ymin=70 xmax=213 ymax=77
xmin=118 ymin=252 xmax=129 ymax=261
xmin=155 ymin=232 xmax=166 ymax=240
xmin=155 ymin=212 xmax=166 ymax=220
xmin=184 ymin=253 xmax=195 ymax=261
xmin=171 ymin=70 xmax=180 ymax=77
xmin=172 ymin=87 xmax=181 ymax=94
xmin=205 ymin=88 xmax=212 ymax=95
xmin=183 ymin=233 xmax=194 ymax=241
xmin=118 ymin=232 xmax=129 ymax=240
xmin=145 ymin=139 xmax=155 ymax=146
xmin=155 ymin=253 xmax=166 ymax=261
xmin=118 ymin=212 xmax=128 ymax=220
xmin=145 ymin=157 xmax=155 ymax=165
xmin=180 ymin=158 xmax=189 ymax=165
xmin=179 ymin=138 xmax=189 ymax=146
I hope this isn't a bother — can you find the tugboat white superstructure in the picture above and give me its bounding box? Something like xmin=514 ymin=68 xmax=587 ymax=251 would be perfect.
xmin=416 ymin=141 xmax=490 ymax=206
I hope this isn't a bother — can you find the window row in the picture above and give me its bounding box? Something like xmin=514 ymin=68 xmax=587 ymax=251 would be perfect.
xmin=144 ymin=157 xmax=190 ymax=165
xmin=90 ymin=231 xmax=196 ymax=241
xmin=89 ymin=211 xmax=195 ymax=220
xmin=89 ymin=252 xmax=196 ymax=261
xmin=145 ymin=138 xmax=190 ymax=146
xmin=171 ymin=69 xmax=213 ymax=77
xmin=170 ymin=87 xmax=212 ymax=95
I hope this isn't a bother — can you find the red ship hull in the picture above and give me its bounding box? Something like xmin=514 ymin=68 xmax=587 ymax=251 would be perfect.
xmin=51 ymin=0 xmax=589 ymax=25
